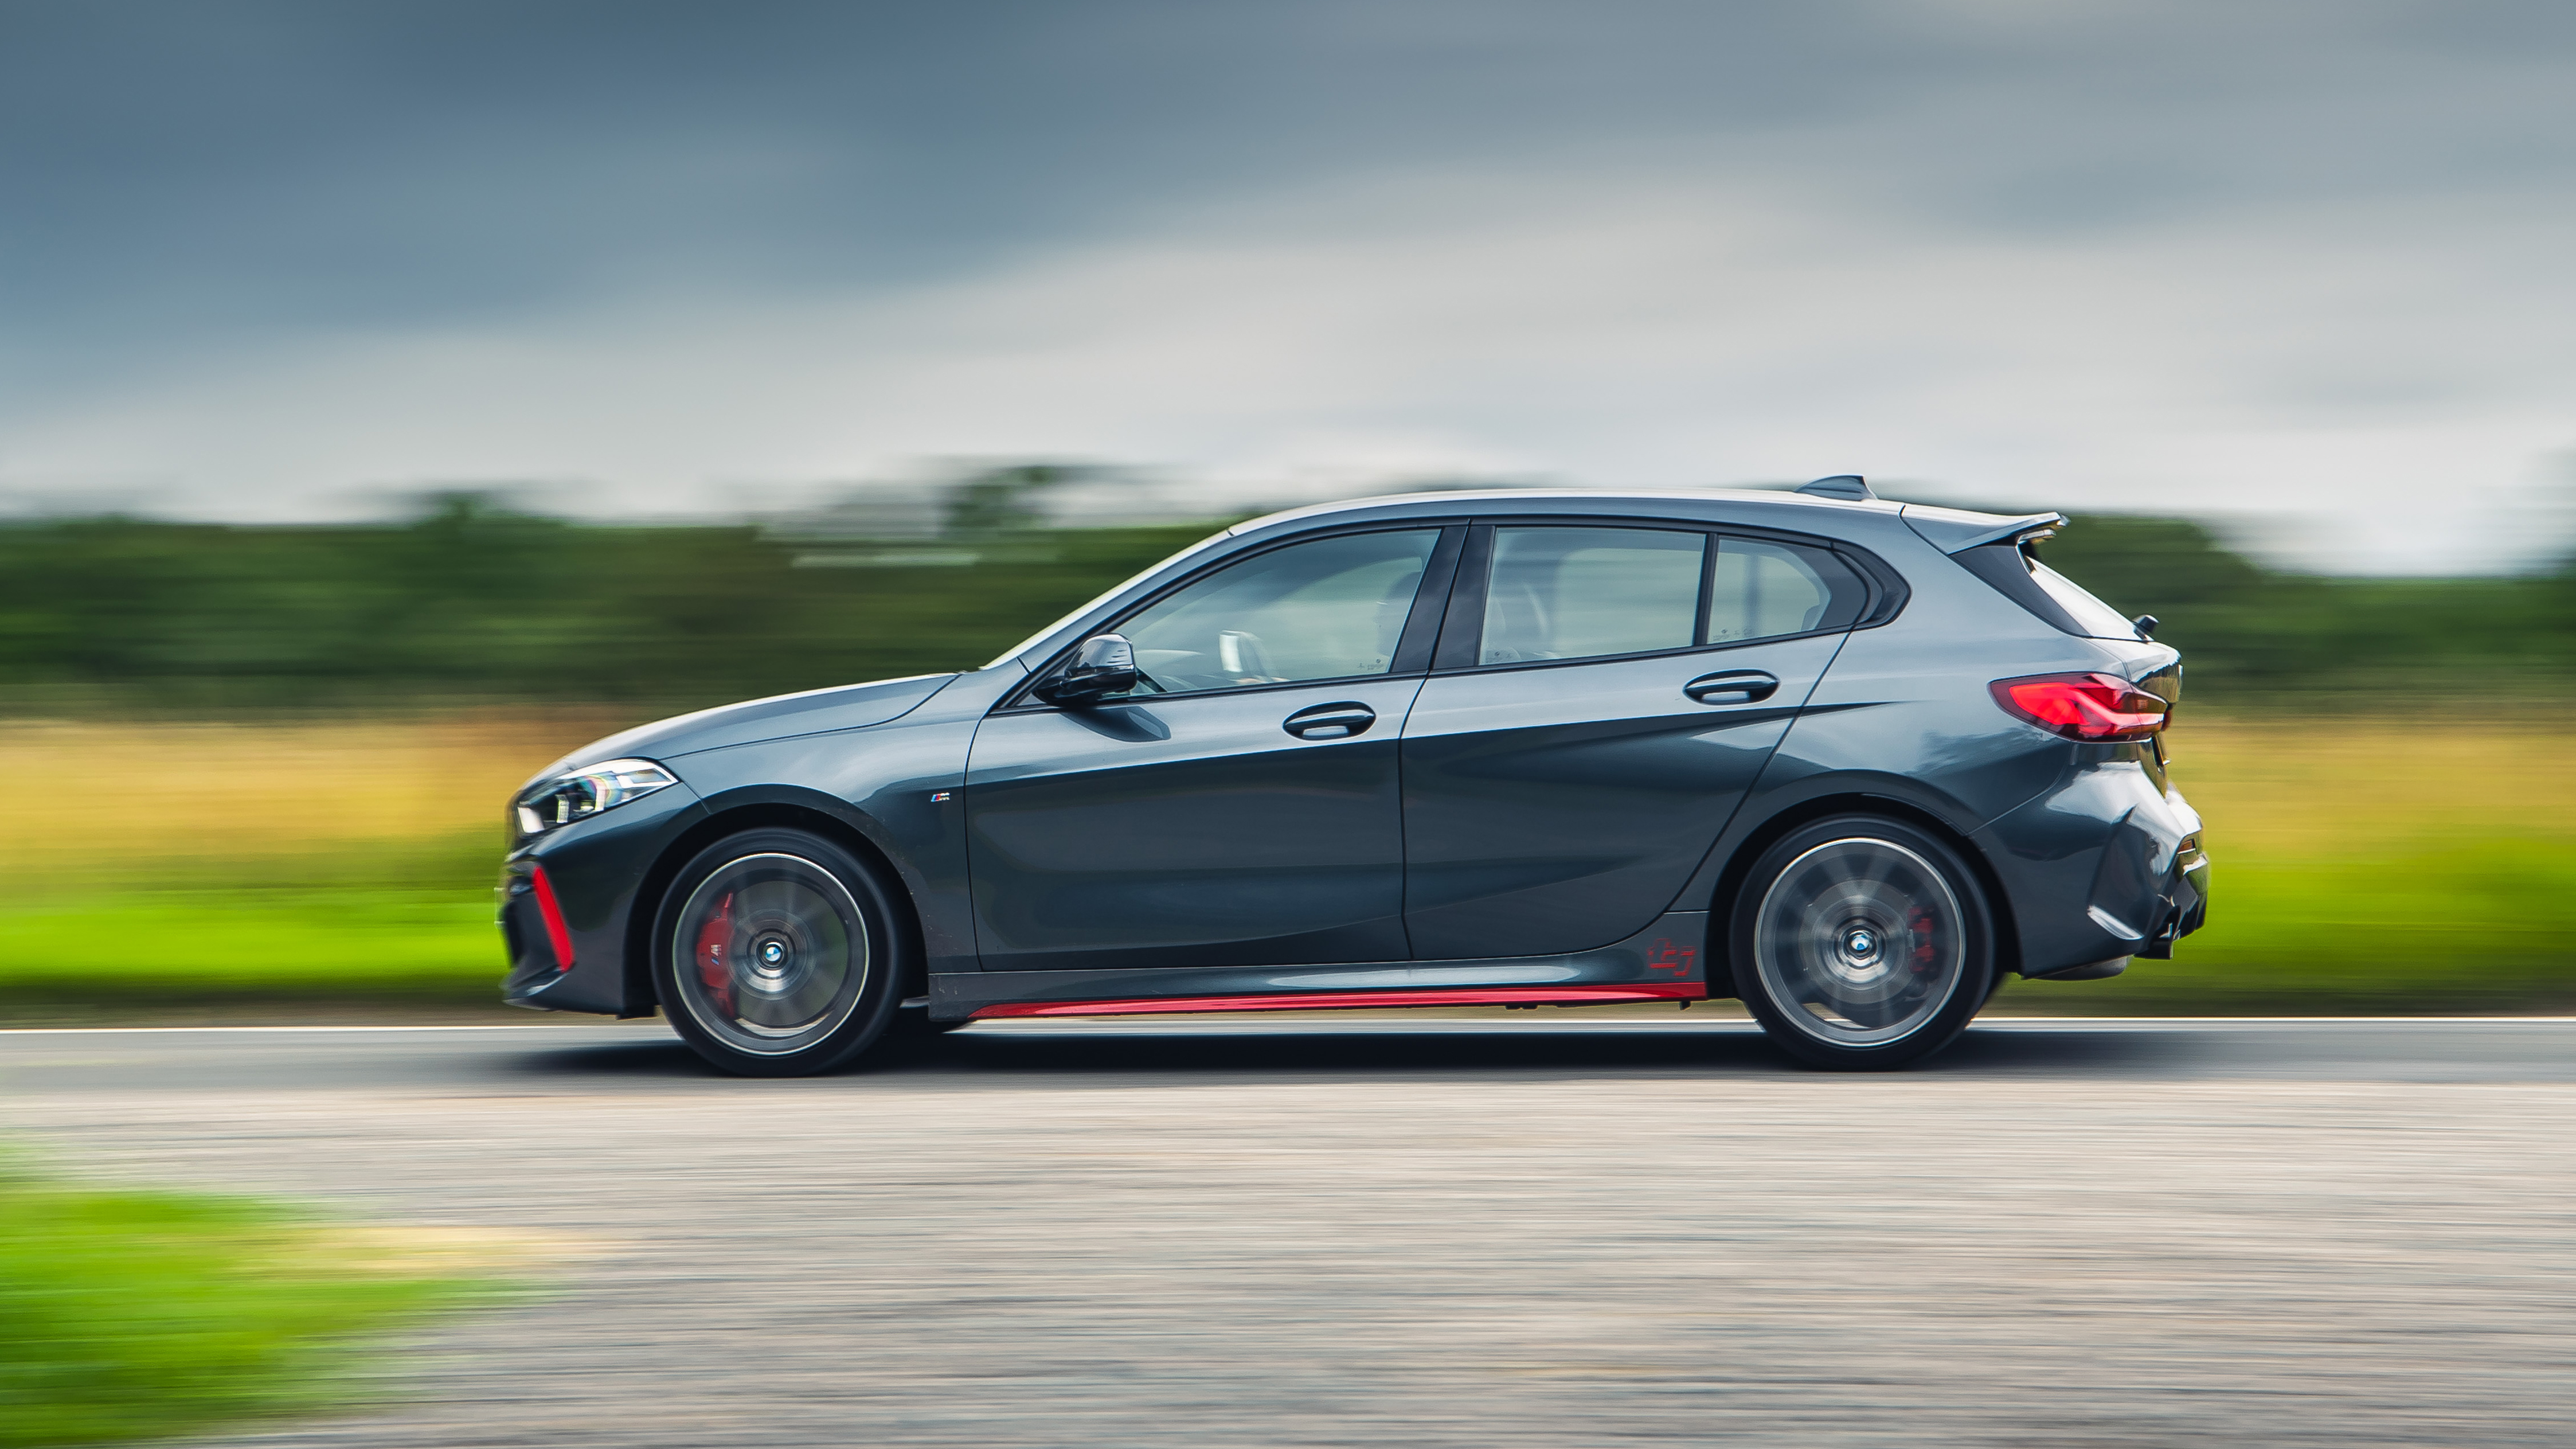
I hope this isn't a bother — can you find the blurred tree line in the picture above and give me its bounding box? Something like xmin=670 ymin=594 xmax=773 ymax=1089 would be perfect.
xmin=2032 ymin=516 xmax=2575 ymax=698
xmin=0 ymin=490 xmax=1213 ymax=714
xmin=0 ymin=488 xmax=2566 ymax=713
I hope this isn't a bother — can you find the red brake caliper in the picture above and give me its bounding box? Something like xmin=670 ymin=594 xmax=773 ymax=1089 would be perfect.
xmin=695 ymin=892 xmax=735 ymax=1015
xmin=1909 ymin=907 xmax=1937 ymax=972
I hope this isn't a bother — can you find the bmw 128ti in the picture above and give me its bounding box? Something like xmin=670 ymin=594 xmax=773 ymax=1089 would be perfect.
xmin=496 ymin=478 xmax=2208 ymax=1073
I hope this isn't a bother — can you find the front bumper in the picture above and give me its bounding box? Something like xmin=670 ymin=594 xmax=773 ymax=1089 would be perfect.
xmin=498 ymin=779 xmax=707 ymax=1014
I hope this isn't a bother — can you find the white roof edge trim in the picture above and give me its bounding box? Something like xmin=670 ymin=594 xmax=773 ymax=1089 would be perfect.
xmin=1226 ymin=486 xmax=1904 ymax=538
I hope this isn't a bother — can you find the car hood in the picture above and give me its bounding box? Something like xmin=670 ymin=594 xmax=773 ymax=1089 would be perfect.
xmin=525 ymin=673 xmax=959 ymax=787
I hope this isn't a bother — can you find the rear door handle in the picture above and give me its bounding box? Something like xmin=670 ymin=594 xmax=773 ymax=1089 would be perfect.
xmin=1283 ymin=702 xmax=1377 ymax=740
xmin=1683 ymin=670 xmax=1780 ymax=705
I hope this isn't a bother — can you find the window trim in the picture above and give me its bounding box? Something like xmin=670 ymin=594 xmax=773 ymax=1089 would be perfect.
xmin=1000 ymin=521 xmax=1468 ymax=712
xmin=1425 ymin=515 xmax=1903 ymax=678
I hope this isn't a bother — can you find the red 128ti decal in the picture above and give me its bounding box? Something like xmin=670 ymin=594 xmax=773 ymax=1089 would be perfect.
xmin=1645 ymin=938 xmax=1698 ymax=976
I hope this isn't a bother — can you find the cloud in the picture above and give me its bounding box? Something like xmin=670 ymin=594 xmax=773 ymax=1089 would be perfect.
xmin=5 ymin=1 xmax=2573 ymax=569
xmin=6 ymin=155 xmax=2569 ymax=570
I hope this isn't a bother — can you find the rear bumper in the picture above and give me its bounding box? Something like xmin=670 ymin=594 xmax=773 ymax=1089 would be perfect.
xmin=2135 ymin=839 xmax=2210 ymax=960
xmin=1981 ymin=758 xmax=2208 ymax=979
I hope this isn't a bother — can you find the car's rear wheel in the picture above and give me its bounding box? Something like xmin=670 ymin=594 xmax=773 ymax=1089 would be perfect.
xmin=1729 ymin=815 xmax=1993 ymax=1071
xmin=653 ymin=828 xmax=905 ymax=1077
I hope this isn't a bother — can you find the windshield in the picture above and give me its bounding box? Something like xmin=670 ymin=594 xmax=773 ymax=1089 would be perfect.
xmin=2026 ymin=556 xmax=2143 ymax=640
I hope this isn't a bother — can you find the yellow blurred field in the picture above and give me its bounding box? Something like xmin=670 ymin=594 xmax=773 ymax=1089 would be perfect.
xmin=0 ymin=712 xmax=625 ymax=896
xmin=0 ymin=709 xmax=2567 ymax=1010
xmin=5 ymin=708 xmax=2566 ymax=877
xmin=2160 ymin=712 xmax=2576 ymax=857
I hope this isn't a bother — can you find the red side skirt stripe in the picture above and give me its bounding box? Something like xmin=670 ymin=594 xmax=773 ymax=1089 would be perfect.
xmin=969 ymin=982 xmax=1702 ymax=1020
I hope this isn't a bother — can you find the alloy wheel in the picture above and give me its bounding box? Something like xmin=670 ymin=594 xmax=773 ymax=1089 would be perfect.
xmin=669 ymin=852 xmax=871 ymax=1057
xmin=1750 ymin=835 xmax=1969 ymax=1049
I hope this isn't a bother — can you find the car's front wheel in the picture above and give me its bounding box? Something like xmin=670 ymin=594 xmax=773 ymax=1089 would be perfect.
xmin=652 ymin=828 xmax=905 ymax=1076
xmin=1729 ymin=815 xmax=1994 ymax=1071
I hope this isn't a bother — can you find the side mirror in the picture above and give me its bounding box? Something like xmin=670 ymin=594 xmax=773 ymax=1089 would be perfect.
xmin=1034 ymin=632 xmax=1139 ymax=706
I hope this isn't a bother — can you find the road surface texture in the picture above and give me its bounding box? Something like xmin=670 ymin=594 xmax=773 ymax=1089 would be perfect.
xmin=5 ymin=1017 xmax=2572 ymax=1448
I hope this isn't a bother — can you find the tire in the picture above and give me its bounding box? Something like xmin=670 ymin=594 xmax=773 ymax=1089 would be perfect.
xmin=651 ymin=828 xmax=908 ymax=1077
xmin=1728 ymin=814 xmax=1995 ymax=1071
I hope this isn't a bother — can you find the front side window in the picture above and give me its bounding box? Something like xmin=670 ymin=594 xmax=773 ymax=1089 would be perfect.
xmin=1108 ymin=529 xmax=1440 ymax=696
xmin=1477 ymin=526 xmax=1866 ymax=666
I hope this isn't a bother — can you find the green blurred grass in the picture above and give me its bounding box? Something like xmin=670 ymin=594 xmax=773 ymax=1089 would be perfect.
xmin=0 ymin=1161 xmax=490 ymax=1447
xmin=2003 ymin=713 xmax=2576 ymax=1012
xmin=2002 ymin=839 xmax=2576 ymax=1013
xmin=0 ymin=712 xmax=2568 ymax=1017
xmin=10 ymin=842 xmax=2564 ymax=1017
xmin=0 ymin=892 xmax=502 ymax=1008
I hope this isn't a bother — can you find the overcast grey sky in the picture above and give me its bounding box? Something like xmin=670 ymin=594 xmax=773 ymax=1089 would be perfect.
xmin=5 ymin=1 xmax=2572 ymax=570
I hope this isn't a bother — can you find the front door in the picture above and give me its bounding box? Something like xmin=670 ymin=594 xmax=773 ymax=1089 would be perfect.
xmin=967 ymin=526 xmax=1453 ymax=971
xmin=1401 ymin=524 xmax=1867 ymax=960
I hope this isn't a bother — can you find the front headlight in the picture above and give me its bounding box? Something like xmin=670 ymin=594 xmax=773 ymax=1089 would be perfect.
xmin=514 ymin=758 xmax=679 ymax=839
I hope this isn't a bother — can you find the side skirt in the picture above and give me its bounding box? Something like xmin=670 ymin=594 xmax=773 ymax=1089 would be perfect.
xmin=977 ymin=982 xmax=1699 ymax=1020
xmin=932 ymin=911 xmax=1711 ymax=1022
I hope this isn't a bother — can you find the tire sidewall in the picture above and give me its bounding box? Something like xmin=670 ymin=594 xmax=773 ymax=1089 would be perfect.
xmin=652 ymin=827 xmax=906 ymax=1077
xmin=1728 ymin=814 xmax=1995 ymax=1071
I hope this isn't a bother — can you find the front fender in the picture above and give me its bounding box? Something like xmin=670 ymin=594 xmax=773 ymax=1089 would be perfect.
xmin=667 ymin=712 xmax=983 ymax=975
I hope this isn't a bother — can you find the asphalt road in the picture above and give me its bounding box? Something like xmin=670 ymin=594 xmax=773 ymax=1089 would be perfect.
xmin=6 ymin=1017 xmax=2573 ymax=1447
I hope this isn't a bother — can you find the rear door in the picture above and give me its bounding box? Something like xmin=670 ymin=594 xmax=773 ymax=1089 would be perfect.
xmin=1398 ymin=522 xmax=1867 ymax=960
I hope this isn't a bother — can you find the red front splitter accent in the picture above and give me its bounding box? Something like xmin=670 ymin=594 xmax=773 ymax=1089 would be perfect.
xmin=970 ymin=983 xmax=1702 ymax=1020
xmin=529 ymin=865 xmax=577 ymax=972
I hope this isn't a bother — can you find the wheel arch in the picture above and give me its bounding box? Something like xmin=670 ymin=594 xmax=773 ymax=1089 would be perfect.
xmin=623 ymin=796 xmax=929 ymax=1016
xmin=1702 ymin=790 xmax=2023 ymax=991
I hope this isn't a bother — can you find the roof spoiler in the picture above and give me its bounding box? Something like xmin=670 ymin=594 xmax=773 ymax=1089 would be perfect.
xmin=1899 ymin=504 xmax=2068 ymax=554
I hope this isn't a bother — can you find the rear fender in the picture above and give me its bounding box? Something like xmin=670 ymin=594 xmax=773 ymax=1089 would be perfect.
xmin=1679 ymin=772 xmax=2025 ymax=991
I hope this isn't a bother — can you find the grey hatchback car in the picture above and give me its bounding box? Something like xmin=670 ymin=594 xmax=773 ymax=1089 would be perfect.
xmin=498 ymin=478 xmax=2207 ymax=1073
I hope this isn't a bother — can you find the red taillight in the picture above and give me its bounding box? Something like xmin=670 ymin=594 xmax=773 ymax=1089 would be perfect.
xmin=1991 ymin=672 xmax=2170 ymax=741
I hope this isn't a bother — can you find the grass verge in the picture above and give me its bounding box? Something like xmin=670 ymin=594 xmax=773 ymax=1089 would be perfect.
xmin=0 ymin=1159 xmax=498 ymax=1448
xmin=0 ymin=892 xmax=503 ymax=1010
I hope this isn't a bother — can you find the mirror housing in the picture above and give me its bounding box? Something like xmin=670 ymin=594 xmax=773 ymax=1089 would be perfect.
xmin=1034 ymin=633 xmax=1139 ymax=706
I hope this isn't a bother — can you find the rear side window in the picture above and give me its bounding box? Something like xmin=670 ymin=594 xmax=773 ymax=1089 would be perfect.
xmin=1952 ymin=542 xmax=2145 ymax=641
xmin=1707 ymin=540 xmax=1861 ymax=642
xmin=1477 ymin=526 xmax=1866 ymax=666
xmin=1483 ymin=528 xmax=1702 ymax=664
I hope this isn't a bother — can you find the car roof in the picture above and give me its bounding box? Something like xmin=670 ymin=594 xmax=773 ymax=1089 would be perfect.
xmin=1226 ymin=487 xmax=2062 ymax=555
xmin=1229 ymin=486 xmax=1895 ymax=533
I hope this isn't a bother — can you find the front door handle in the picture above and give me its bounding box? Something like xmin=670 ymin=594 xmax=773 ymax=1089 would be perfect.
xmin=1283 ymin=701 xmax=1377 ymax=740
xmin=1684 ymin=670 xmax=1780 ymax=705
